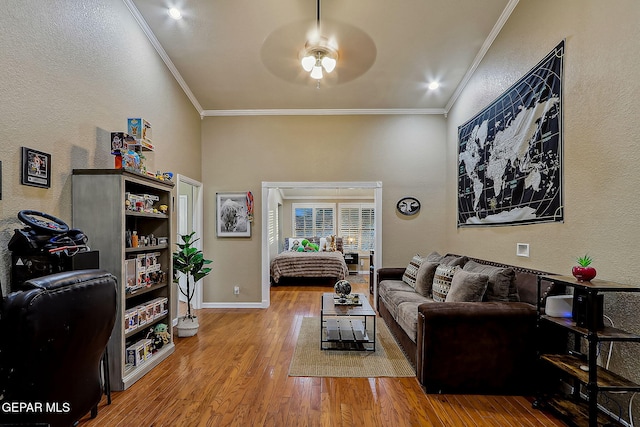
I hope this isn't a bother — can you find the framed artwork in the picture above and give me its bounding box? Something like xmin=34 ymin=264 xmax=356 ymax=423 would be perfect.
xmin=21 ymin=147 xmax=51 ymax=188
xmin=216 ymin=192 xmax=251 ymax=237
xmin=396 ymin=197 xmax=420 ymax=216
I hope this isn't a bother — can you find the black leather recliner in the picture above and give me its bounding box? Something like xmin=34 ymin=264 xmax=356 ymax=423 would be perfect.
xmin=0 ymin=269 xmax=117 ymax=427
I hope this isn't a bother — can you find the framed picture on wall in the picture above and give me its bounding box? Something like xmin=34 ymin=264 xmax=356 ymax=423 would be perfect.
xmin=216 ymin=192 xmax=251 ymax=237
xmin=21 ymin=147 xmax=51 ymax=188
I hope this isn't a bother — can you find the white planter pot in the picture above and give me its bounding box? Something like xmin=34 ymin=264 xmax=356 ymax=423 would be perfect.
xmin=176 ymin=316 xmax=199 ymax=337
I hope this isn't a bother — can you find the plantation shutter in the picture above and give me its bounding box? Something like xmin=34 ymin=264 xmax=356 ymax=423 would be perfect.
xmin=293 ymin=206 xmax=313 ymax=237
xmin=360 ymin=206 xmax=375 ymax=251
xmin=338 ymin=204 xmax=375 ymax=252
xmin=315 ymin=207 xmax=334 ymax=237
xmin=339 ymin=206 xmax=361 ymax=252
xmin=292 ymin=204 xmax=336 ymax=237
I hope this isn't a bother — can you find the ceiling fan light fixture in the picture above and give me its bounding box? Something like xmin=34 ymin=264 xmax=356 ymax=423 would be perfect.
xmin=301 ymin=55 xmax=315 ymax=72
xmin=310 ymin=64 xmax=324 ymax=80
xmin=300 ymin=40 xmax=338 ymax=80
xmin=321 ymin=55 xmax=336 ymax=73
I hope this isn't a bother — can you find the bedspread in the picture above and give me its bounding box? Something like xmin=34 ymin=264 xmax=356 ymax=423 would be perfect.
xmin=270 ymin=251 xmax=348 ymax=283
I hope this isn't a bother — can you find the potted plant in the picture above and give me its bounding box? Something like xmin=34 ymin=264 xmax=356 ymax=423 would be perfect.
xmin=572 ymin=254 xmax=597 ymax=282
xmin=173 ymin=231 xmax=212 ymax=337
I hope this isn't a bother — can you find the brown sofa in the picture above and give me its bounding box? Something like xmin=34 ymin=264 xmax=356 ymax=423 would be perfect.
xmin=377 ymin=253 xmax=562 ymax=394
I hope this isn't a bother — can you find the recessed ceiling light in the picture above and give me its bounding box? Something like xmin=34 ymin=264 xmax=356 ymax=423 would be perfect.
xmin=168 ymin=7 xmax=182 ymax=20
xmin=428 ymin=82 xmax=440 ymax=90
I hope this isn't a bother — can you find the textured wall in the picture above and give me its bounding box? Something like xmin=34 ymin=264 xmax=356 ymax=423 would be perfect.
xmin=446 ymin=0 xmax=640 ymax=420
xmin=0 ymin=0 xmax=202 ymax=294
xmin=200 ymin=114 xmax=448 ymax=302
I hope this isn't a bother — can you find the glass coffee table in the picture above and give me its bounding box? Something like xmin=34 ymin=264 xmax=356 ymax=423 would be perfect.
xmin=320 ymin=293 xmax=376 ymax=351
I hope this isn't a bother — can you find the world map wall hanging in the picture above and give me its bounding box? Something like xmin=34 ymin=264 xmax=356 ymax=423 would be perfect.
xmin=457 ymin=40 xmax=564 ymax=227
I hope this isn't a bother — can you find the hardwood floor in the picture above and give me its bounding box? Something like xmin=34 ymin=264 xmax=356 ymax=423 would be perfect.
xmin=79 ymin=279 xmax=566 ymax=427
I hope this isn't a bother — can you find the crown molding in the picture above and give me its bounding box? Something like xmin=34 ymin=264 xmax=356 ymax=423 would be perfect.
xmin=444 ymin=0 xmax=519 ymax=114
xmin=123 ymin=0 xmax=204 ymax=115
xmin=201 ymin=108 xmax=445 ymax=117
xmin=125 ymin=0 xmax=515 ymax=118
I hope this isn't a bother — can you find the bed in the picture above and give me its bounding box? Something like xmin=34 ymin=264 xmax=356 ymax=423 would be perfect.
xmin=270 ymin=251 xmax=348 ymax=285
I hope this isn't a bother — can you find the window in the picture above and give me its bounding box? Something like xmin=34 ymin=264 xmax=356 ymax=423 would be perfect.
xmin=338 ymin=204 xmax=375 ymax=252
xmin=292 ymin=203 xmax=335 ymax=237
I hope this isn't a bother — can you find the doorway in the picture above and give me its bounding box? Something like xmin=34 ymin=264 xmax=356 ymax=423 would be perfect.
xmin=261 ymin=181 xmax=382 ymax=309
xmin=176 ymin=175 xmax=204 ymax=318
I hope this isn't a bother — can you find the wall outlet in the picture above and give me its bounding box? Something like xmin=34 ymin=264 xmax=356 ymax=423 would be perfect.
xmin=516 ymin=243 xmax=530 ymax=257
xmin=233 ymin=286 xmax=240 ymax=295
xmin=360 ymin=259 xmax=364 ymax=266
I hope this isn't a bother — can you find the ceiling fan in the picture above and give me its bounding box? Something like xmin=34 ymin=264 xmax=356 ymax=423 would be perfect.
xmin=260 ymin=0 xmax=376 ymax=87
xmin=299 ymin=0 xmax=338 ymax=81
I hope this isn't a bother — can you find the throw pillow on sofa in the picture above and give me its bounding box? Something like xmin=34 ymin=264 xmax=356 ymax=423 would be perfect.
xmin=414 ymin=261 xmax=439 ymax=298
xmin=462 ymin=260 xmax=519 ymax=302
xmin=432 ymin=265 xmax=460 ymax=302
xmin=439 ymin=254 xmax=468 ymax=267
xmin=445 ymin=270 xmax=490 ymax=302
xmin=402 ymin=254 xmax=424 ymax=289
xmin=424 ymin=251 xmax=443 ymax=262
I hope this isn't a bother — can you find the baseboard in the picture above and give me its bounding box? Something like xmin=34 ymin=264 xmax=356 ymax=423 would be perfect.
xmin=202 ymin=302 xmax=267 ymax=309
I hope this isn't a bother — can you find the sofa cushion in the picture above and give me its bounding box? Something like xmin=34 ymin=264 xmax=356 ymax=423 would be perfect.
xmin=446 ymin=270 xmax=489 ymax=302
xmin=432 ymin=265 xmax=460 ymax=302
xmin=382 ymin=290 xmax=427 ymax=320
xmin=378 ymin=279 xmax=414 ymax=300
xmin=397 ymin=301 xmax=433 ymax=343
xmin=463 ymin=260 xmax=518 ymax=302
xmin=402 ymin=254 xmax=424 ymax=289
xmin=414 ymin=261 xmax=439 ymax=298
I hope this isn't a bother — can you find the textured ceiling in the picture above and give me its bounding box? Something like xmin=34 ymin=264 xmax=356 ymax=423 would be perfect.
xmin=129 ymin=0 xmax=514 ymax=114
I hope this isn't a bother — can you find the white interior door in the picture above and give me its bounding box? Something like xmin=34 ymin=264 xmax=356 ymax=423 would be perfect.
xmin=176 ymin=175 xmax=204 ymax=314
xmin=177 ymin=194 xmax=189 ymax=305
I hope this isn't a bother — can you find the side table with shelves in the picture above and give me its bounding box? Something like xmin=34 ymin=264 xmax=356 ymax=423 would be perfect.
xmin=72 ymin=169 xmax=175 ymax=391
xmin=534 ymin=275 xmax=640 ymax=427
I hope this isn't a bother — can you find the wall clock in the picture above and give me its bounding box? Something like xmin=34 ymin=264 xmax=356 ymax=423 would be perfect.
xmin=396 ymin=197 xmax=420 ymax=216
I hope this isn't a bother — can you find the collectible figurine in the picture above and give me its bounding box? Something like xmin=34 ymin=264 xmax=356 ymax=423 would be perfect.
xmin=154 ymin=323 xmax=170 ymax=347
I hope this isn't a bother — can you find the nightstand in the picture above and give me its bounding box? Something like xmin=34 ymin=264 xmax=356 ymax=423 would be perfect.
xmin=343 ymin=252 xmax=359 ymax=275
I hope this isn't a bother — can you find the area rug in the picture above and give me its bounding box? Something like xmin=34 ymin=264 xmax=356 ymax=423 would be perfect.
xmin=345 ymin=274 xmax=367 ymax=284
xmin=288 ymin=317 xmax=415 ymax=377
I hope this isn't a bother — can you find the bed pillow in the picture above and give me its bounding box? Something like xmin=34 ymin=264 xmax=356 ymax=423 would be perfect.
xmin=432 ymin=265 xmax=460 ymax=302
xmin=445 ymin=270 xmax=489 ymax=302
xmin=285 ymin=237 xmax=305 ymax=251
xmin=319 ymin=237 xmax=327 ymax=251
xmin=402 ymin=254 xmax=424 ymax=289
